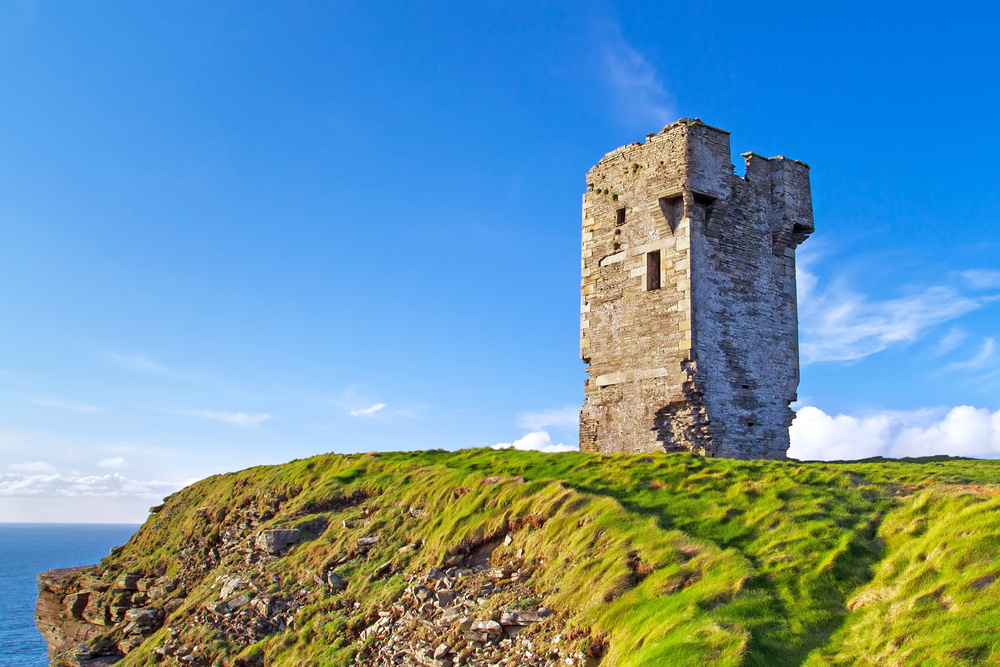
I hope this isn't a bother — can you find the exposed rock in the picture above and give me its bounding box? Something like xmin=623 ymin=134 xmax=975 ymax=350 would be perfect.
xmin=255 ymin=529 xmax=301 ymax=555
xmin=470 ymin=619 xmax=502 ymax=636
xmin=114 ymin=573 xmax=141 ymax=591
xmin=218 ymin=576 xmax=246 ymax=600
xmin=123 ymin=608 xmax=160 ymax=629
xmin=35 ymin=568 xmax=107 ymax=664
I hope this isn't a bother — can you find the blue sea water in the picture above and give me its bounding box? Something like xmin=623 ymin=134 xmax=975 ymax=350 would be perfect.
xmin=0 ymin=524 xmax=139 ymax=667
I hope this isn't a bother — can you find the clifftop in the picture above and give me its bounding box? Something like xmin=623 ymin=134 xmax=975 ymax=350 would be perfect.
xmin=36 ymin=449 xmax=1000 ymax=666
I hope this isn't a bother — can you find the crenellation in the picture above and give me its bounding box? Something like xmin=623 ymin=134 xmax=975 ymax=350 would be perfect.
xmin=580 ymin=118 xmax=812 ymax=459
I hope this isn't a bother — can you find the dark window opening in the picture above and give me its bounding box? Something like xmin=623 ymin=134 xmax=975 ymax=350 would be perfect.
xmin=615 ymin=207 xmax=626 ymax=226
xmin=658 ymin=196 xmax=682 ymax=233
xmin=646 ymin=251 xmax=661 ymax=291
xmin=693 ymin=192 xmax=717 ymax=222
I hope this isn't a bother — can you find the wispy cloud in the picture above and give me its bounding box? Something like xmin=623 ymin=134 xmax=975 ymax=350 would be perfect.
xmin=186 ymin=410 xmax=273 ymax=428
xmin=350 ymin=403 xmax=386 ymax=417
xmin=963 ymin=269 xmax=1000 ymax=289
xmin=96 ymin=456 xmax=128 ymax=469
xmin=31 ymin=397 xmax=103 ymax=413
xmin=934 ymin=327 xmax=967 ymax=357
xmin=492 ymin=431 xmax=576 ymax=454
xmin=104 ymin=352 xmax=179 ymax=377
xmin=790 ymin=405 xmax=1000 ymax=460
xmin=8 ymin=460 xmax=57 ymax=474
xmin=0 ymin=369 xmax=29 ymax=385
xmin=944 ymin=337 xmax=996 ymax=372
xmin=517 ymin=407 xmax=579 ymax=431
xmin=600 ymin=22 xmax=675 ymax=130
xmin=390 ymin=406 xmax=425 ymax=420
xmin=798 ymin=253 xmax=984 ymax=364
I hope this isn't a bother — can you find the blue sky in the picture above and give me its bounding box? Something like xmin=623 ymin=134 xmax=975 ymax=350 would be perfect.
xmin=1 ymin=1 xmax=998 ymax=522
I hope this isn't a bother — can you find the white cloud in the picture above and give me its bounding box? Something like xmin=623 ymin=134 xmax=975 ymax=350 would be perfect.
xmin=0 ymin=432 xmax=189 ymax=522
xmin=789 ymin=405 xmax=1000 ymax=460
xmin=0 ymin=470 xmax=179 ymax=499
xmin=8 ymin=460 xmax=57 ymax=474
xmin=492 ymin=431 xmax=576 ymax=454
xmin=31 ymin=397 xmax=102 ymax=413
xmin=517 ymin=407 xmax=579 ymax=430
xmin=187 ymin=410 xmax=273 ymax=427
xmin=600 ymin=23 xmax=675 ymax=130
xmin=350 ymin=403 xmax=386 ymax=417
xmin=96 ymin=457 xmax=128 ymax=469
xmin=797 ymin=255 xmax=983 ymax=364
xmin=963 ymin=270 xmax=1000 ymax=289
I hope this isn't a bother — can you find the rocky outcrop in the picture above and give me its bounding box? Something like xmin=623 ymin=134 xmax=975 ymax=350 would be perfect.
xmin=35 ymin=476 xmax=605 ymax=667
xmin=36 ymin=562 xmax=181 ymax=666
xmin=35 ymin=567 xmax=109 ymax=665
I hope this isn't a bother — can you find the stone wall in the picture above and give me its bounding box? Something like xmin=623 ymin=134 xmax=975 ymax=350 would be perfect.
xmin=580 ymin=119 xmax=812 ymax=459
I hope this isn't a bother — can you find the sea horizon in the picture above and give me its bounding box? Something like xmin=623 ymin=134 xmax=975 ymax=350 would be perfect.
xmin=0 ymin=523 xmax=140 ymax=666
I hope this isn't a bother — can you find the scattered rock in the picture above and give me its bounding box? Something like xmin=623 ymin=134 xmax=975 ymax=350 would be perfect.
xmin=123 ymin=608 xmax=161 ymax=628
xmin=501 ymin=610 xmax=542 ymax=625
xmin=219 ymin=576 xmax=246 ymax=600
xmin=327 ymin=572 xmax=348 ymax=591
xmin=470 ymin=619 xmax=502 ymax=636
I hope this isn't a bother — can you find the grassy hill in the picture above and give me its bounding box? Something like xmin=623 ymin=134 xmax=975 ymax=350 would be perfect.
xmin=39 ymin=449 xmax=1000 ymax=666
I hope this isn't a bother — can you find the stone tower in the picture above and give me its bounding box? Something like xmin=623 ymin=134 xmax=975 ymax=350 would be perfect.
xmin=579 ymin=119 xmax=813 ymax=459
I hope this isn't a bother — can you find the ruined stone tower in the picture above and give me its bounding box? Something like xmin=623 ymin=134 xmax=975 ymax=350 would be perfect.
xmin=579 ymin=119 xmax=813 ymax=459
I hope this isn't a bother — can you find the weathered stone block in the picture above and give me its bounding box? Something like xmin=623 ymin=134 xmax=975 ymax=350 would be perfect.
xmin=255 ymin=529 xmax=302 ymax=555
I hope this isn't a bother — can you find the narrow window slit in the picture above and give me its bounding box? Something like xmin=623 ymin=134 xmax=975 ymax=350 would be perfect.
xmin=646 ymin=251 xmax=661 ymax=291
xmin=615 ymin=207 xmax=626 ymax=226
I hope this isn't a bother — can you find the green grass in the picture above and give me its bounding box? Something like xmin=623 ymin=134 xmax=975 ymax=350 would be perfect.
xmin=100 ymin=449 xmax=1000 ymax=666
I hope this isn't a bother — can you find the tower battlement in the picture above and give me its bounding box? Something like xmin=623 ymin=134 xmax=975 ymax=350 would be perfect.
xmin=580 ymin=119 xmax=813 ymax=459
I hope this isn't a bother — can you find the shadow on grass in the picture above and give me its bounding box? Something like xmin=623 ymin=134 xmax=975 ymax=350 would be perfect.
xmin=571 ymin=482 xmax=885 ymax=665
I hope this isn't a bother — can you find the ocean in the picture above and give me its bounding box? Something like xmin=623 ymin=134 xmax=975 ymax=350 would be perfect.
xmin=0 ymin=524 xmax=140 ymax=667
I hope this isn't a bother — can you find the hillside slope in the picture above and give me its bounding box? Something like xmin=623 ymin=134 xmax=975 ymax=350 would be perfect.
xmin=36 ymin=450 xmax=1000 ymax=666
